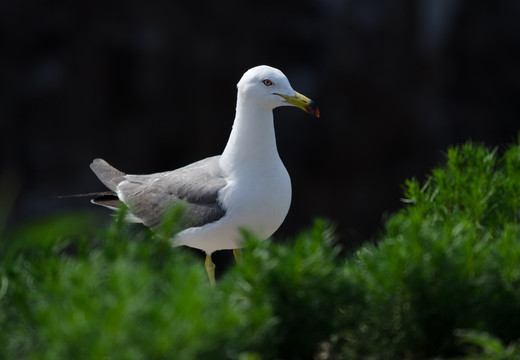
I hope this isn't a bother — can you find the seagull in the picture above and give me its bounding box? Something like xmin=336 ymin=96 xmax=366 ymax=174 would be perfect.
xmin=89 ymin=65 xmax=320 ymax=285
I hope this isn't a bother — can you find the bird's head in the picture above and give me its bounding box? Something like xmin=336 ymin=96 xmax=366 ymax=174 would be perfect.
xmin=237 ymin=65 xmax=320 ymax=118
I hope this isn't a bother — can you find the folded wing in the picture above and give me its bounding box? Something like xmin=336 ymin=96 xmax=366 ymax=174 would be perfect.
xmin=90 ymin=156 xmax=228 ymax=229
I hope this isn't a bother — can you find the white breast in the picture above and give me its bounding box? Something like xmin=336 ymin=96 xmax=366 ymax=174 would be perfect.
xmin=173 ymin=160 xmax=291 ymax=254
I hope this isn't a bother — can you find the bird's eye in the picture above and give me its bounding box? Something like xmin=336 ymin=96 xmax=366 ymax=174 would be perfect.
xmin=262 ymin=79 xmax=273 ymax=86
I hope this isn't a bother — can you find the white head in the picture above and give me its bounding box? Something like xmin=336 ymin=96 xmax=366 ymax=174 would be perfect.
xmin=237 ymin=65 xmax=320 ymax=117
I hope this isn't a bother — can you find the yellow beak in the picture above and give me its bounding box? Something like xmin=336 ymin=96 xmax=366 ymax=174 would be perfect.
xmin=276 ymin=91 xmax=320 ymax=118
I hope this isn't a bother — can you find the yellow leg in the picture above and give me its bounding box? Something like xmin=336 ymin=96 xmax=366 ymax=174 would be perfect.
xmin=205 ymin=253 xmax=216 ymax=287
xmin=233 ymin=248 xmax=242 ymax=264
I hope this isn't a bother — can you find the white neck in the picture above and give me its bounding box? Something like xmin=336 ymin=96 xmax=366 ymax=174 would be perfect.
xmin=220 ymin=94 xmax=280 ymax=175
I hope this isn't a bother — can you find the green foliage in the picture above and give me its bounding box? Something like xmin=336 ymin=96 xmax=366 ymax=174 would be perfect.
xmin=2 ymin=140 xmax=520 ymax=359
xmin=456 ymin=330 xmax=520 ymax=360
xmin=226 ymin=221 xmax=349 ymax=359
xmin=0 ymin=210 xmax=272 ymax=360
xmin=338 ymin=141 xmax=520 ymax=359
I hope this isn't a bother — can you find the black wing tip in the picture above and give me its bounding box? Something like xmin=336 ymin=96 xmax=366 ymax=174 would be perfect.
xmin=57 ymin=191 xmax=116 ymax=199
xmin=90 ymin=193 xmax=122 ymax=209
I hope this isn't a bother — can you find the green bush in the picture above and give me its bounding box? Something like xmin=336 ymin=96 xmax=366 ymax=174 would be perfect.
xmin=0 ymin=212 xmax=272 ymax=360
xmin=332 ymin=142 xmax=520 ymax=359
xmin=1 ymin=140 xmax=520 ymax=359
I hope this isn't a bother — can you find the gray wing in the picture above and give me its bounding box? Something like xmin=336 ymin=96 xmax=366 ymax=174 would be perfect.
xmin=90 ymin=159 xmax=126 ymax=192
xmin=117 ymin=156 xmax=227 ymax=229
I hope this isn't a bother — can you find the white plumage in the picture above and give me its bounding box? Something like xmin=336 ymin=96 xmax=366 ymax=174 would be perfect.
xmin=89 ymin=65 xmax=319 ymax=283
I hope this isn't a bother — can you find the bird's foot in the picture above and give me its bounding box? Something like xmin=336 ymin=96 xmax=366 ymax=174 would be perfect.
xmin=205 ymin=254 xmax=216 ymax=287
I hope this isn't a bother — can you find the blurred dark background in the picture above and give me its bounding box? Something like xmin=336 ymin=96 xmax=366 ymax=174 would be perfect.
xmin=1 ymin=0 xmax=519 ymax=251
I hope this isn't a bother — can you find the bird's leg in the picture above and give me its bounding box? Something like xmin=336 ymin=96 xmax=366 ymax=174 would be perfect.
xmin=233 ymin=248 xmax=242 ymax=264
xmin=205 ymin=253 xmax=216 ymax=287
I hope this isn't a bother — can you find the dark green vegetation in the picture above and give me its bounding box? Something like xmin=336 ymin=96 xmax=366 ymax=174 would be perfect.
xmin=2 ymin=140 xmax=520 ymax=359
